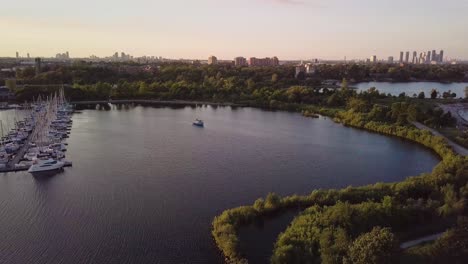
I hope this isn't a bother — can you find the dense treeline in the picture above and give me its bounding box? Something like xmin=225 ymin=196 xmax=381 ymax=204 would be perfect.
xmin=11 ymin=62 xmax=468 ymax=103
xmin=212 ymin=106 xmax=468 ymax=263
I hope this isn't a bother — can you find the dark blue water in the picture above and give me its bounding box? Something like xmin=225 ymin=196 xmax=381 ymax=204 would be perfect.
xmin=0 ymin=104 xmax=439 ymax=263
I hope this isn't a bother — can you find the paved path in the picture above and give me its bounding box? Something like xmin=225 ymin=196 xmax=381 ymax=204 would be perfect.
xmin=438 ymin=103 xmax=468 ymax=127
xmin=400 ymin=232 xmax=445 ymax=249
xmin=412 ymin=121 xmax=468 ymax=156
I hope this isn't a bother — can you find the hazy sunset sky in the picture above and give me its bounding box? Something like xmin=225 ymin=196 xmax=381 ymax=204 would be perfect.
xmin=2 ymin=0 xmax=467 ymax=60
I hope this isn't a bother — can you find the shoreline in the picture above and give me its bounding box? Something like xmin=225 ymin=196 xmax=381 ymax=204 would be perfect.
xmin=211 ymin=106 xmax=466 ymax=263
xmin=70 ymin=99 xmax=242 ymax=107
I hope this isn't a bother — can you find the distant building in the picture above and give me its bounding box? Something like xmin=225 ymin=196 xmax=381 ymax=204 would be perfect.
xmin=35 ymin=58 xmax=41 ymax=75
xmin=370 ymin=55 xmax=377 ymax=63
xmin=405 ymin=51 xmax=410 ymax=63
xmin=248 ymin=57 xmax=279 ymax=67
xmin=399 ymin=52 xmax=404 ymax=63
xmin=234 ymin=57 xmax=247 ymax=66
xmin=208 ymin=56 xmax=218 ymax=65
xmin=295 ymin=66 xmax=305 ymax=78
xmin=15 ymin=52 xmax=19 ymax=59
xmin=305 ymin=63 xmax=316 ymax=74
xmin=56 ymin=51 xmax=70 ymax=60
xmin=432 ymin=50 xmax=437 ymax=62
xmin=440 ymin=50 xmax=444 ymax=63
xmin=27 ymin=53 xmax=30 ymax=59
xmin=426 ymin=51 xmax=431 ymax=63
xmin=412 ymin=51 xmax=417 ymax=64
xmin=388 ymin=56 xmax=394 ymax=64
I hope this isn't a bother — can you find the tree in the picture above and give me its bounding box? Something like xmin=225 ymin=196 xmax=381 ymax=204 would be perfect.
xmin=431 ymin=89 xmax=438 ymax=99
xmin=341 ymin=78 xmax=349 ymax=91
xmin=271 ymin=73 xmax=279 ymax=83
xmin=347 ymin=227 xmax=399 ymax=264
xmin=265 ymin=193 xmax=281 ymax=210
xmin=347 ymin=97 xmax=370 ymax=112
xmin=418 ymin=92 xmax=425 ymax=99
xmin=327 ymin=92 xmax=343 ymax=107
xmin=253 ymin=198 xmax=265 ymax=211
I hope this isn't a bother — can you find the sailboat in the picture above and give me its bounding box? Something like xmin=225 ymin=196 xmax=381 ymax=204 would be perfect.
xmin=27 ymin=90 xmax=70 ymax=174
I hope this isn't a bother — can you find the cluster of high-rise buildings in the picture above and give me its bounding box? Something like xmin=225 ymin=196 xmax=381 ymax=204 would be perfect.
xmin=208 ymin=56 xmax=279 ymax=67
xmin=15 ymin=51 xmax=32 ymax=59
xmin=112 ymin=52 xmax=132 ymax=61
xmin=368 ymin=50 xmax=445 ymax=64
xmin=55 ymin=51 xmax=70 ymax=60
xmin=398 ymin=50 xmax=444 ymax=64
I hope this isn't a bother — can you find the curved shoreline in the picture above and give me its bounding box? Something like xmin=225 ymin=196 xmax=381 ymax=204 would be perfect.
xmin=212 ymin=107 xmax=466 ymax=264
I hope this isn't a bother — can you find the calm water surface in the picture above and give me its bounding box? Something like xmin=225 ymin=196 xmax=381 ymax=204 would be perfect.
xmin=0 ymin=105 xmax=439 ymax=263
xmin=356 ymin=81 xmax=468 ymax=97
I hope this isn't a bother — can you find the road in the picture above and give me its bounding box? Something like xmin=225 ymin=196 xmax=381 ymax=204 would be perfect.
xmin=400 ymin=232 xmax=445 ymax=249
xmin=412 ymin=121 xmax=468 ymax=156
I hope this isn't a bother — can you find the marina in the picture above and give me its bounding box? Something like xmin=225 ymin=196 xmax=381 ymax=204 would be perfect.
xmin=0 ymin=90 xmax=74 ymax=173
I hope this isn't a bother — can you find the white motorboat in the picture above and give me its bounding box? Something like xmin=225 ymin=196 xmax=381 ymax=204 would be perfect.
xmin=28 ymin=158 xmax=65 ymax=173
xmin=193 ymin=119 xmax=204 ymax=127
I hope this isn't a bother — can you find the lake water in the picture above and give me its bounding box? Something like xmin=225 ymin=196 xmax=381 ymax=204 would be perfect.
xmin=0 ymin=104 xmax=440 ymax=263
xmin=355 ymin=82 xmax=468 ymax=97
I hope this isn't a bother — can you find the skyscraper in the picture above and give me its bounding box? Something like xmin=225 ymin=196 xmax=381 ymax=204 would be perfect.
xmin=432 ymin=50 xmax=437 ymax=62
xmin=370 ymin=55 xmax=377 ymax=63
xmin=405 ymin=52 xmax=410 ymax=63
xmin=426 ymin=51 xmax=431 ymax=63
xmin=439 ymin=50 xmax=444 ymax=63
xmin=399 ymin=52 xmax=404 ymax=63
xmin=412 ymin=51 xmax=417 ymax=64
xmin=16 ymin=52 xmax=19 ymax=59
xmin=388 ymin=56 xmax=394 ymax=64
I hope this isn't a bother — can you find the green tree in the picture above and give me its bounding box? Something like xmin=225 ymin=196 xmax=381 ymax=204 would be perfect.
xmin=418 ymin=92 xmax=425 ymax=99
xmin=341 ymin=78 xmax=349 ymax=91
xmin=347 ymin=97 xmax=370 ymax=112
xmin=431 ymin=89 xmax=438 ymax=99
xmin=271 ymin=73 xmax=279 ymax=83
xmin=347 ymin=227 xmax=399 ymax=264
xmin=265 ymin=193 xmax=281 ymax=210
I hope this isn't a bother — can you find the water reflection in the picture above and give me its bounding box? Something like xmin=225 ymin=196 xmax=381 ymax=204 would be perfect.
xmin=0 ymin=106 xmax=440 ymax=264
xmin=32 ymin=168 xmax=65 ymax=182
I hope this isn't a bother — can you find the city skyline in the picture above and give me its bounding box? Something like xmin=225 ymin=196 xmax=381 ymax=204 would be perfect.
xmin=2 ymin=0 xmax=468 ymax=60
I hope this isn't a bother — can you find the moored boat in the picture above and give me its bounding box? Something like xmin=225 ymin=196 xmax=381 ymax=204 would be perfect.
xmin=28 ymin=158 xmax=65 ymax=173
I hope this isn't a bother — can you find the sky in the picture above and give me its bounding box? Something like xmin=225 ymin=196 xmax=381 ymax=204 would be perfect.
xmin=1 ymin=0 xmax=468 ymax=60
